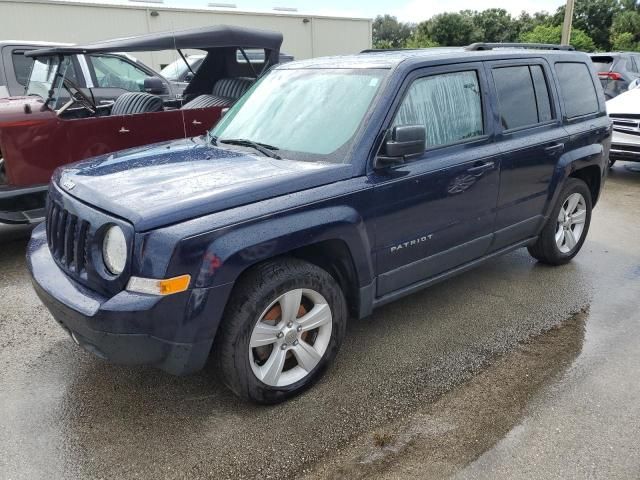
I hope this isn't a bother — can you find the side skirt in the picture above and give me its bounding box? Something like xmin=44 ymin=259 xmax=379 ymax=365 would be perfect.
xmin=369 ymin=236 xmax=538 ymax=310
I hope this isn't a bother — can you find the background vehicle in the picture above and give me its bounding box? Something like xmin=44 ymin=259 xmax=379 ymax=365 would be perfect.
xmin=28 ymin=44 xmax=610 ymax=404
xmin=0 ymin=41 xmax=176 ymax=101
xmin=590 ymin=52 xmax=640 ymax=99
xmin=0 ymin=25 xmax=282 ymax=224
xmin=161 ymin=50 xmax=294 ymax=96
xmin=606 ymin=86 xmax=640 ymax=166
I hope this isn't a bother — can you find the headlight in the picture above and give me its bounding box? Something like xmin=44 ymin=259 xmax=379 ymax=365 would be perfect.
xmin=102 ymin=225 xmax=127 ymax=275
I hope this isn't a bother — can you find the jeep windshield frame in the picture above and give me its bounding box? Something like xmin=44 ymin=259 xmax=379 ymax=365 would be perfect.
xmin=25 ymin=54 xmax=81 ymax=111
xmin=210 ymin=67 xmax=390 ymax=164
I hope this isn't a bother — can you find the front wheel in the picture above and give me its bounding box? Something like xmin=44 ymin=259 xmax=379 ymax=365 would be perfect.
xmin=609 ymin=158 xmax=616 ymax=169
xmin=527 ymin=178 xmax=592 ymax=265
xmin=214 ymin=258 xmax=347 ymax=404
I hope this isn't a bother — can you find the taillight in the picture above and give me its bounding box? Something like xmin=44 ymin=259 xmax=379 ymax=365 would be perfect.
xmin=598 ymin=72 xmax=623 ymax=81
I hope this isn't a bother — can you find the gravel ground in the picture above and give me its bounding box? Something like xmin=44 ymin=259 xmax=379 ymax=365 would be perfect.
xmin=0 ymin=164 xmax=639 ymax=479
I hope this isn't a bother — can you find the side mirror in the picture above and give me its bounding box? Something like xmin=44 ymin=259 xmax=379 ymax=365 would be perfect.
xmin=184 ymin=72 xmax=195 ymax=82
xmin=629 ymin=78 xmax=640 ymax=91
xmin=375 ymin=125 xmax=426 ymax=169
xmin=143 ymin=76 xmax=166 ymax=95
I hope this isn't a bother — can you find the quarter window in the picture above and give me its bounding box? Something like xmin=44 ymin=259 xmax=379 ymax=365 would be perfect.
xmin=493 ymin=65 xmax=553 ymax=130
xmin=555 ymin=62 xmax=599 ymax=119
xmin=393 ymin=70 xmax=484 ymax=149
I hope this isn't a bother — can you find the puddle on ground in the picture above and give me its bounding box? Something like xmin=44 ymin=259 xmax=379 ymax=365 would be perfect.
xmin=299 ymin=310 xmax=587 ymax=480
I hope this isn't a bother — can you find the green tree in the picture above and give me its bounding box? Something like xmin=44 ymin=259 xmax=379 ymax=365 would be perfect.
xmin=417 ymin=12 xmax=483 ymax=46
xmin=611 ymin=31 xmax=640 ymax=50
xmin=405 ymin=33 xmax=439 ymax=48
xmin=610 ymin=9 xmax=640 ymax=50
xmin=554 ymin=0 xmax=621 ymax=50
xmin=520 ymin=24 xmax=596 ymax=51
xmin=472 ymin=8 xmax=518 ymax=42
xmin=372 ymin=15 xmax=414 ymax=49
xmin=513 ymin=11 xmax=554 ymax=38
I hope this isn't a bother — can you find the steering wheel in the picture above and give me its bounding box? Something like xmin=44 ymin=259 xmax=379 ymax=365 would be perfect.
xmin=61 ymin=77 xmax=96 ymax=114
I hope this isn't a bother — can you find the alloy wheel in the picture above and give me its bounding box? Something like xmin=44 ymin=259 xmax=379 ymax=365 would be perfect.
xmin=555 ymin=192 xmax=587 ymax=254
xmin=249 ymin=288 xmax=332 ymax=387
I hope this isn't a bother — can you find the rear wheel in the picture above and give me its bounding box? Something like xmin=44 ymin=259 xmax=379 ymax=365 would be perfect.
xmin=528 ymin=178 xmax=592 ymax=265
xmin=214 ymin=258 xmax=347 ymax=404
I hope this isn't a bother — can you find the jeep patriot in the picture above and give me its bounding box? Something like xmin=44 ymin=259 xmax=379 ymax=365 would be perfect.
xmin=28 ymin=44 xmax=611 ymax=403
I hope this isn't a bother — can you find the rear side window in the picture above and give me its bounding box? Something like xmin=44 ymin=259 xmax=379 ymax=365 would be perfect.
xmin=11 ymin=50 xmax=34 ymax=86
xmin=492 ymin=65 xmax=553 ymax=130
xmin=393 ymin=70 xmax=484 ymax=149
xmin=555 ymin=62 xmax=599 ymax=119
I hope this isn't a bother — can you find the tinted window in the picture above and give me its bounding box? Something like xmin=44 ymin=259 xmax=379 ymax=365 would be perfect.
xmin=531 ymin=65 xmax=552 ymax=122
xmin=493 ymin=66 xmax=538 ymax=129
xmin=12 ymin=50 xmax=34 ymax=86
xmin=393 ymin=70 xmax=483 ymax=149
xmin=555 ymin=62 xmax=599 ymax=118
xmin=590 ymin=56 xmax=615 ymax=73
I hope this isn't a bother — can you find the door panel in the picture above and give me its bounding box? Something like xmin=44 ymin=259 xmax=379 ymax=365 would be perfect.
xmin=488 ymin=60 xmax=568 ymax=250
xmin=372 ymin=142 xmax=501 ymax=296
xmin=371 ymin=64 xmax=500 ymax=297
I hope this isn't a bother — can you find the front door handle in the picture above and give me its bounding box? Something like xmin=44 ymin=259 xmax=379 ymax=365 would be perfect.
xmin=119 ymin=127 xmax=130 ymax=134
xmin=467 ymin=161 xmax=495 ymax=174
xmin=192 ymin=120 xmax=202 ymax=125
xmin=544 ymin=143 xmax=565 ymax=155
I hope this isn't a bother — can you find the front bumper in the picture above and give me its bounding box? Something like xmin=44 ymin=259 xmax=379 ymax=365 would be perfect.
xmin=27 ymin=224 xmax=213 ymax=375
xmin=0 ymin=184 xmax=47 ymax=224
xmin=610 ymin=129 xmax=640 ymax=162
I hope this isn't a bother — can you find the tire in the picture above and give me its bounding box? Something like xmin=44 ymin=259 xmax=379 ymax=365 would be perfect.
xmin=527 ymin=178 xmax=592 ymax=266
xmin=609 ymin=158 xmax=616 ymax=169
xmin=214 ymin=257 xmax=347 ymax=404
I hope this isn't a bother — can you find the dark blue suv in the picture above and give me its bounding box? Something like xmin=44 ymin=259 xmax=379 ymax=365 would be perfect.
xmin=27 ymin=44 xmax=611 ymax=403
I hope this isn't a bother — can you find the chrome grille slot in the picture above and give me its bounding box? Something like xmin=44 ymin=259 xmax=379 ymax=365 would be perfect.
xmin=46 ymin=201 xmax=91 ymax=274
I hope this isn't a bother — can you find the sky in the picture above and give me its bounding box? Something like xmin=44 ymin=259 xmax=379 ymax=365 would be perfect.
xmin=159 ymin=0 xmax=568 ymax=21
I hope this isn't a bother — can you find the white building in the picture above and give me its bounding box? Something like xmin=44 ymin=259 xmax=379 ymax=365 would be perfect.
xmin=0 ymin=0 xmax=372 ymax=69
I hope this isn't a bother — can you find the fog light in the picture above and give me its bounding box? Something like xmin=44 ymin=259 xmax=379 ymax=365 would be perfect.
xmin=127 ymin=274 xmax=191 ymax=296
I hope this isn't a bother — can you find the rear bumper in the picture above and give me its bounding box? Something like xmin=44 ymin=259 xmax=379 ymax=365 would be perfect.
xmin=0 ymin=183 xmax=47 ymax=224
xmin=27 ymin=224 xmax=213 ymax=375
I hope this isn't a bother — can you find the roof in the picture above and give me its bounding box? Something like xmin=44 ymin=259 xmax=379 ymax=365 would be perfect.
xmin=25 ymin=25 xmax=282 ymax=57
xmin=276 ymin=47 xmax=588 ymax=72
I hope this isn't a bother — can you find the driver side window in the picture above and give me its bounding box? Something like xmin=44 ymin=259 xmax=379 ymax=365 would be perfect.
xmin=393 ymin=70 xmax=484 ymax=150
xmin=89 ymin=55 xmax=148 ymax=92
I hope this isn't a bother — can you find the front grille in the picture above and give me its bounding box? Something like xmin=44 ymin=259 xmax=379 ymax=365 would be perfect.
xmin=46 ymin=201 xmax=91 ymax=274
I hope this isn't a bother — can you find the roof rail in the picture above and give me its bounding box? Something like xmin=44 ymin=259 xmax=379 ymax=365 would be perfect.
xmin=360 ymin=48 xmax=417 ymax=53
xmin=466 ymin=42 xmax=575 ymax=51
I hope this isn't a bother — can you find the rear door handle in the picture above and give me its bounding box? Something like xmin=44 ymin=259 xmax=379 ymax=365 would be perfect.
xmin=467 ymin=161 xmax=495 ymax=174
xmin=544 ymin=143 xmax=565 ymax=155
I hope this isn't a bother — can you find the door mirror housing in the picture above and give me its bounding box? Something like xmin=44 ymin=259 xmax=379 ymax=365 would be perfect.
xmin=375 ymin=125 xmax=426 ymax=169
xmin=184 ymin=72 xmax=195 ymax=82
xmin=143 ymin=76 xmax=166 ymax=95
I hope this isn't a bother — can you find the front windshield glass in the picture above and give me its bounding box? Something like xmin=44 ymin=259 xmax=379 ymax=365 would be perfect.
xmin=26 ymin=56 xmax=61 ymax=98
xmin=26 ymin=56 xmax=76 ymax=108
xmin=211 ymin=68 xmax=388 ymax=163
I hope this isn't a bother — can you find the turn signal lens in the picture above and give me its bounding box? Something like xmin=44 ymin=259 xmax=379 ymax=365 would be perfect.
xmin=126 ymin=274 xmax=191 ymax=296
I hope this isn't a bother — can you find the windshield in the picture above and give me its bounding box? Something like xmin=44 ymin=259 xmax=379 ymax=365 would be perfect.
xmin=26 ymin=56 xmax=61 ymax=98
xmin=160 ymin=56 xmax=203 ymax=81
xmin=211 ymin=68 xmax=387 ymax=163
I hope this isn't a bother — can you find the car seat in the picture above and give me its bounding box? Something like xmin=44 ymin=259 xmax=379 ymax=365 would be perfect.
xmin=111 ymin=92 xmax=163 ymax=116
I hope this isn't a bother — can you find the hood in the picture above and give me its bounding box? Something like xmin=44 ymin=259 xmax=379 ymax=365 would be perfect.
xmin=0 ymin=96 xmax=52 ymax=124
xmin=606 ymin=88 xmax=640 ymax=115
xmin=56 ymin=138 xmax=350 ymax=231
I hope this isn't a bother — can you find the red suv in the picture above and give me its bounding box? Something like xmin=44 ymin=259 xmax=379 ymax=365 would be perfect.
xmin=0 ymin=25 xmax=282 ymax=224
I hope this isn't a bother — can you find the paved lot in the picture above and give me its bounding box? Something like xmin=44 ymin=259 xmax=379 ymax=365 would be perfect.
xmin=1 ymin=164 xmax=639 ymax=479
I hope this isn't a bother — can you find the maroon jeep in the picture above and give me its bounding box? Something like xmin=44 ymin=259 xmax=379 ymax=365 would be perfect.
xmin=0 ymin=25 xmax=282 ymax=224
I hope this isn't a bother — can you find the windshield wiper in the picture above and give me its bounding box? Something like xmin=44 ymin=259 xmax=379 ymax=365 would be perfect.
xmin=219 ymin=138 xmax=282 ymax=160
